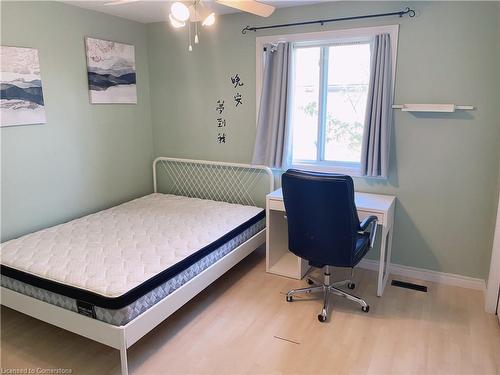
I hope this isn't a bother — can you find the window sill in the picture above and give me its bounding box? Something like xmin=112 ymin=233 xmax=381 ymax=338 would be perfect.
xmin=291 ymin=162 xmax=362 ymax=177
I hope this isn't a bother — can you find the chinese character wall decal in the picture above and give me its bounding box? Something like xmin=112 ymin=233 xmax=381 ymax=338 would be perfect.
xmin=217 ymin=118 xmax=226 ymax=127
xmin=214 ymin=73 xmax=245 ymax=144
xmin=234 ymin=93 xmax=243 ymax=107
xmin=216 ymin=99 xmax=225 ymax=114
xmin=230 ymin=74 xmax=244 ymax=88
xmin=217 ymin=133 xmax=226 ymax=143
xmin=216 ymin=98 xmax=227 ymax=144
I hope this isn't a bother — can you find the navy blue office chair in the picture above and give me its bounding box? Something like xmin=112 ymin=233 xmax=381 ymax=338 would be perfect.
xmin=282 ymin=169 xmax=378 ymax=322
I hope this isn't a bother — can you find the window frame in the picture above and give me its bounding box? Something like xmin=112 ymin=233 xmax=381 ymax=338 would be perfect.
xmin=255 ymin=25 xmax=399 ymax=176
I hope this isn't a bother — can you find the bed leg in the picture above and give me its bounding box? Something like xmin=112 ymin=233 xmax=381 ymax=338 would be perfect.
xmin=120 ymin=345 xmax=128 ymax=375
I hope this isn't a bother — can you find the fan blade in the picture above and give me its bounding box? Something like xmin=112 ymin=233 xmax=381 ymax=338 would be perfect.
xmin=216 ymin=0 xmax=275 ymax=17
xmin=104 ymin=0 xmax=140 ymax=6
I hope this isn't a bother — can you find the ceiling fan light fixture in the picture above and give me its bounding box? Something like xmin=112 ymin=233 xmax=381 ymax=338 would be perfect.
xmin=169 ymin=13 xmax=186 ymax=28
xmin=171 ymin=2 xmax=190 ymax=22
xmin=202 ymin=12 xmax=215 ymax=27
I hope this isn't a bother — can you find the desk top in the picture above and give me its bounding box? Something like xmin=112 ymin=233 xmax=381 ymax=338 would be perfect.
xmin=267 ymin=188 xmax=395 ymax=214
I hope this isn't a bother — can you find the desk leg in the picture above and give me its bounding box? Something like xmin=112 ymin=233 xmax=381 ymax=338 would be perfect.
xmin=377 ymin=227 xmax=393 ymax=297
xmin=265 ymin=203 xmax=270 ymax=272
xmin=384 ymin=228 xmax=394 ymax=290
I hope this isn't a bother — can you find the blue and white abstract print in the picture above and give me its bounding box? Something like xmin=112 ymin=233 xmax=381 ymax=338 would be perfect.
xmin=1 ymin=46 xmax=46 ymax=127
xmin=85 ymin=37 xmax=137 ymax=104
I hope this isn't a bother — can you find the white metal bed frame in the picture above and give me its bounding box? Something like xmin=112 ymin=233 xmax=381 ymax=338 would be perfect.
xmin=1 ymin=157 xmax=274 ymax=375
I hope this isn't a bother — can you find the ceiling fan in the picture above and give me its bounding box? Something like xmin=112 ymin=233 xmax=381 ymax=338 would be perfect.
xmin=104 ymin=0 xmax=275 ymax=18
xmin=104 ymin=0 xmax=275 ymax=50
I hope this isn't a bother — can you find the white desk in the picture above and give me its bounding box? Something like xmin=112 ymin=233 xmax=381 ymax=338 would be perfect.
xmin=266 ymin=188 xmax=396 ymax=296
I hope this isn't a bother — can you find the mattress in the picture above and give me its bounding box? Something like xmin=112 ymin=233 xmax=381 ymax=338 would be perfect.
xmin=1 ymin=193 xmax=265 ymax=326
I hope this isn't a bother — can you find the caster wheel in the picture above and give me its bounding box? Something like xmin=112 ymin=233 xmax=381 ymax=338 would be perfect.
xmin=317 ymin=314 xmax=327 ymax=322
xmin=307 ymin=278 xmax=314 ymax=285
xmin=362 ymin=305 xmax=370 ymax=313
xmin=347 ymin=282 xmax=356 ymax=290
xmin=286 ymin=296 xmax=293 ymax=302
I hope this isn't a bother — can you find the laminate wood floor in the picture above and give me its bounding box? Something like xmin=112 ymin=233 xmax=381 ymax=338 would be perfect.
xmin=1 ymin=247 xmax=499 ymax=375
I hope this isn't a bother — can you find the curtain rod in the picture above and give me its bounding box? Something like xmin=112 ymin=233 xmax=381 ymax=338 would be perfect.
xmin=241 ymin=7 xmax=416 ymax=34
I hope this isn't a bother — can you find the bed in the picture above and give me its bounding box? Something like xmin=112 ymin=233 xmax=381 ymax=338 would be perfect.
xmin=0 ymin=157 xmax=274 ymax=375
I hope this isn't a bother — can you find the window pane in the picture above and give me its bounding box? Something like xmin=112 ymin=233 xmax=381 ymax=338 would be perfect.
xmin=291 ymin=47 xmax=320 ymax=161
xmin=324 ymin=44 xmax=370 ymax=164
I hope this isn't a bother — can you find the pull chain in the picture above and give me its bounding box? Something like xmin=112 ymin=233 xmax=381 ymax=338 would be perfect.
xmin=188 ymin=22 xmax=193 ymax=51
xmin=194 ymin=2 xmax=199 ymax=44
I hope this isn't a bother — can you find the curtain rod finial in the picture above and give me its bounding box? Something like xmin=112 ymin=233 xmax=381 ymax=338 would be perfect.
xmin=404 ymin=7 xmax=416 ymax=17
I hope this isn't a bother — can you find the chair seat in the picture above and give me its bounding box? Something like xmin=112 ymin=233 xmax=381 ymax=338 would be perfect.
xmin=308 ymin=233 xmax=370 ymax=269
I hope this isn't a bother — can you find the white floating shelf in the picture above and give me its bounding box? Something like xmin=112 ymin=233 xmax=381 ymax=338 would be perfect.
xmin=392 ymin=104 xmax=475 ymax=113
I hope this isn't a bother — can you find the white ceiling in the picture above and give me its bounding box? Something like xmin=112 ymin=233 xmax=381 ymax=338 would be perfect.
xmin=63 ymin=1 xmax=325 ymax=24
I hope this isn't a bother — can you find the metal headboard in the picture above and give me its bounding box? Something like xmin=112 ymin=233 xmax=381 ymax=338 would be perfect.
xmin=153 ymin=157 xmax=274 ymax=207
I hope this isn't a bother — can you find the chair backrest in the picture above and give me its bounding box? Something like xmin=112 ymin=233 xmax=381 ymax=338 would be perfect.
xmin=281 ymin=169 xmax=361 ymax=267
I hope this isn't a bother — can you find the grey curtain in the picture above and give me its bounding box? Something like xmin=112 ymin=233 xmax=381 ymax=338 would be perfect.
xmin=252 ymin=42 xmax=292 ymax=169
xmin=361 ymin=34 xmax=393 ymax=178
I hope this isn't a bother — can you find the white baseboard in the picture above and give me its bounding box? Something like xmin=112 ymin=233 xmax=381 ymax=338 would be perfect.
xmin=358 ymin=259 xmax=486 ymax=291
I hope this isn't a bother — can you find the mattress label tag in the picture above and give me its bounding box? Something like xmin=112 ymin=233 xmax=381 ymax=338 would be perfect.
xmin=76 ymin=300 xmax=96 ymax=318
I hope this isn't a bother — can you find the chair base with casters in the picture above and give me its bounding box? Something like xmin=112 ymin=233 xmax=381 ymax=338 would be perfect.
xmin=285 ymin=265 xmax=370 ymax=322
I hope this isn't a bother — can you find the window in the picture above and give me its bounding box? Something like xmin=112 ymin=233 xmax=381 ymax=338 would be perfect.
xmin=291 ymin=41 xmax=370 ymax=173
xmin=291 ymin=43 xmax=371 ymax=173
xmin=256 ymin=25 xmax=398 ymax=176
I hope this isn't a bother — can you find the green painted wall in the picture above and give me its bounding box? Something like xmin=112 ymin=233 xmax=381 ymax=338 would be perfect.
xmin=1 ymin=2 xmax=153 ymax=242
xmin=1 ymin=1 xmax=498 ymax=280
xmin=147 ymin=2 xmax=500 ymax=279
